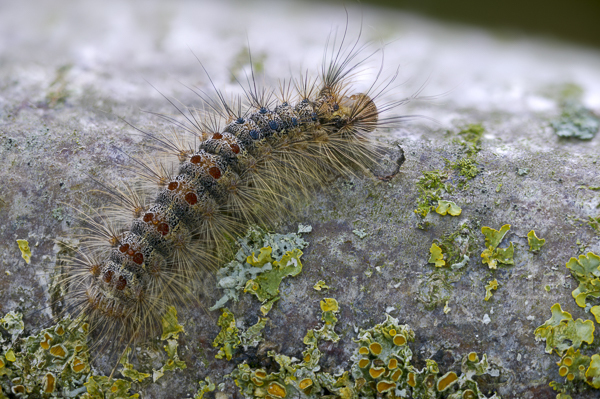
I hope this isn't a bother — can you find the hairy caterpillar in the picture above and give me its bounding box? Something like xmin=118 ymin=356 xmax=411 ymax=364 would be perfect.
xmin=54 ymin=28 xmax=413 ymax=357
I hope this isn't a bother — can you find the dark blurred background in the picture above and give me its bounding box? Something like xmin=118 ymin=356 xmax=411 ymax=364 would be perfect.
xmin=316 ymin=0 xmax=600 ymax=48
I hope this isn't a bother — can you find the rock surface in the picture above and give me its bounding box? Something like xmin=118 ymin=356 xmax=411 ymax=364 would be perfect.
xmin=1 ymin=1 xmax=599 ymax=398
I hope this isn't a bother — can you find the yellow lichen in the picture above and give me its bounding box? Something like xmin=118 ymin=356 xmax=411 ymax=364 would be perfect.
xmin=428 ymin=243 xmax=446 ymax=267
xmin=369 ymin=367 xmax=385 ymax=379
xmin=393 ymin=335 xmax=406 ymax=346
xmin=298 ymin=378 xmax=312 ymax=390
xmin=49 ymin=344 xmax=67 ymax=358
xmin=42 ymin=372 xmax=56 ymax=393
xmin=463 ymin=390 xmax=476 ymax=399
xmin=376 ymin=381 xmax=396 ymax=393
xmin=358 ymin=347 xmax=369 ymax=355
xmin=391 ymin=369 xmax=402 ymax=381
xmin=267 ymin=381 xmax=286 ymax=398
xmin=436 ymin=371 xmax=458 ymax=391
xmin=40 ymin=332 xmax=52 ymax=350
xmin=468 ymin=352 xmax=478 ymax=362
xmin=16 ymin=239 xmax=31 ymax=264
xmin=358 ymin=359 xmax=370 ymax=368
xmin=388 ymin=358 xmax=398 ymax=369
xmin=407 ymin=372 xmax=416 ymax=387
xmin=369 ymin=342 xmax=382 ymax=355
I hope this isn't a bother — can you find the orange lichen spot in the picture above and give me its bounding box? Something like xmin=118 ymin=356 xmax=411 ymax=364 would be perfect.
xmin=267 ymin=381 xmax=286 ymax=398
xmin=185 ymin=192 xmax=198 ymax=205
xmin=407 ymin=372 xmax=416 ymax=387
xmin=388 ymin=329 xmax=397 ymax=336
xmin=143 ymin=212 xmax=153 ymax=223
xmin=358 ymin=346 xmax=370 ymax=355
xmin=251 ymin=377 xmax=264 ymax=386
xmin=168 ymin=181 xmax=178 ymax=190
xmin=579 ymin=364 xmax=586 ymax=372
xmin=209 ymin=166 xmax=222 ymax=179
xmin=563 ymin=356 xmax=573 ymax=366
xmin=254 ymin=370 xmax=267 ymax=379
xmin=304 ymin=354 xmax=311 ymax=363
xmin=391 ymin=369 xmax=402 ymax=381
xmin=119 ymin=243 xmax=129 ymax=253
xmin=567 ymin=373 xmax=575 ymax=381
xmin=376 ymin=381 xmax=396 ymax=393
xmin=115 ymin=275 xmax=127 ymax=290
xmin=111 ymin=384 xmax=118 ymax=392
xmin=49 ymin=344 xmax=67 ymax=358
xmin=12 ymin=385 xmax=26 ymax=394
xmin=299 ymin=378 xmax=313 ymax=390
xmin=54 ymin=327 xmax=63 ymax=337
xmin=133 ymin=253 xmax=144 ymax=265
xmin=230 ymin=143 xmax=240 ymax=154
xmin=75 ymin=344 xmax=84 ymax=352
xmin=40 ymin=332 xmax=52 ymax=350
xmin=103 ymin=270 xmax=113 ymax=283
xmin=43 ymin=372 xmax=56 ymax=393
xmin=369 ymin=367 xmax=385 ymax=379
xmin=369 ymin=342 xmax=382 ymax=355
xmin=468 ymin=352 xmax=478 ymax=362
xmin=212 ymin=132 xmax=223 ymax=140
xmin=388 ymin=358 xmax=398 ymax=370
xmin=72 ymin=357 xmax=86 ymax=373
xmin=0 ymin=358 xmax=4 ymax=369
xmin=463 ymin=390 xmax=476 ymax=399
xmin=190 ymin=155 xmax=201 ymax=164
xmin=393 ymin=335 xmax=406 ymax=346
xmin=89 ymin=264 xmax=101 ymax=277
xmin=559 ymin=366 xmax=568 ymax=377
xmin=437 ymin=371 xmax=458 ymax=391
xmin=358 ymin=359 xmax=370 ymax=368
xmin=157 ymin=222 xmax=169 ymax=235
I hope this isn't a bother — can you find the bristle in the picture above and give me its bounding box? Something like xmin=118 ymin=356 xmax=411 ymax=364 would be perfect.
xmin=53 ymin=29 xmax=415 ymax=366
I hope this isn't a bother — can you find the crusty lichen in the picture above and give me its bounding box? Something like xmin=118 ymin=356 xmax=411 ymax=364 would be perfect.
xmin=0 ymin=306 xmax=187 ymax=398
xmin=210 ymin=226 xmax=309 ymax=311
xmin=480 ymin=225 xmax=514 ymax=269
xmin=527 ymin=230 xmax=546 ymax=252
xmin=230 ymin=301 xmax=500 ymax=398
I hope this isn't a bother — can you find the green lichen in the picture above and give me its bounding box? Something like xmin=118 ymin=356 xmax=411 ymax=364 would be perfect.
xmin=243 ymin=247 xmax=303 ymax=308
xmin=231 ymin=307 xmax=500 ymax=398
xmin=16 ymin=239 xmax=31 ymax=264
xmin=565 ymin=252 xmax=600 ymax=311
xmin=428 ymin=243 xmax=446 ymax=267
xmin=435 ymin=200 xmax=462 ymax=216
xmin=193 ymin=377 xmax=215 ymax=399
xmin=211 ymin=226 xmax=309 ymax=311
xmin=551 ymin=101 xmax=600 ymax=140
xmin=313 ymin=280 xmax=329 ymax=291
xmin=445 ymin=157 xmax=480 ymax=188
xmin=484 ymin=279 xmax=498 ymax=301
xmin=414 ymin=170 xmax=451 ymax=221
xmin=480 ymin=225 xmax=514 ymax=269
xmin=527 ymin=230 xmax=546 ymax=252
xmin=1 ymin=306 xmax=189 ymax=398
xmin=213 ymin=308 xmax=240 ymax=361
xmin=534 ymin=303 xmax=594 ymax=355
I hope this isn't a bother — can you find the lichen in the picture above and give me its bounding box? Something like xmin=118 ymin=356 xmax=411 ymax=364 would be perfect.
xmin=480 ymin=225 xmax=514 ymax=269
xmin=428 ymin=243 xmax=446 ymax=267
xmin=484 ymin=279 xmax=498 ymax=301
xmin=313 ymin=280 xmax=329 ymax=291
xmin=435 ymin=200 xmax=462 ymax=216
xmin=0 ymin=306 xmax=187 ymax=398
xmin=551 ymin=101 xmax=600 ymax=140
xmin=211 ymin=226 xmax=309 ymax=311
xmin=565 ymin=252 xmax=600 ymax=313
xmin=16 ymin=239 xmax=31 ymax=264
xmin=213 ymin=308 xmax=241 ymax=361
xmin=527 ymin=230 xmax=546 ymax=252
xmin=535 ymin=303 xmax=594 ymax=355
xmin=231 ymin=303 xmax=500 ymax=398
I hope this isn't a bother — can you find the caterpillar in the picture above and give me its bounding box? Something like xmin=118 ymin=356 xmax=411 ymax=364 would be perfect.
xmin=54 ymin=28 xmax=414 ymax=357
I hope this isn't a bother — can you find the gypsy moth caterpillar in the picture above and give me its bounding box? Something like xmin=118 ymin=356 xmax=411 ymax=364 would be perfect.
xmin=50 ymin=23 xmax=418 ymax=368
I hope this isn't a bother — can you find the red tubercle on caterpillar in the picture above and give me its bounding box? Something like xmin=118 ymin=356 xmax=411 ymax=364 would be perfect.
xmin=157 ymin=222 xmax=169 ymax=235
xmin=133 ymin=252 xmax=144 ymax=265
xmin=208 ymin=166 xmax=221 ymax=179
xmin=168 ymin=181 xmax=178 ymax=190
xmin=230 ymin=143 xmax=240 ymax=154
xmin=143 ymin=212 xmax=154 ymax=223
xmin=184 ymin=192 xmax=198 ymax=205
xmin=212 ymin=132 xmax=223 ymax=140
xmin=190 ymin=155 xmax=201 ymax=164
xmin=115 ymin=275 xmax=127 ymax=291
xmin=103 ymin=270 xmax=113 ymax=283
